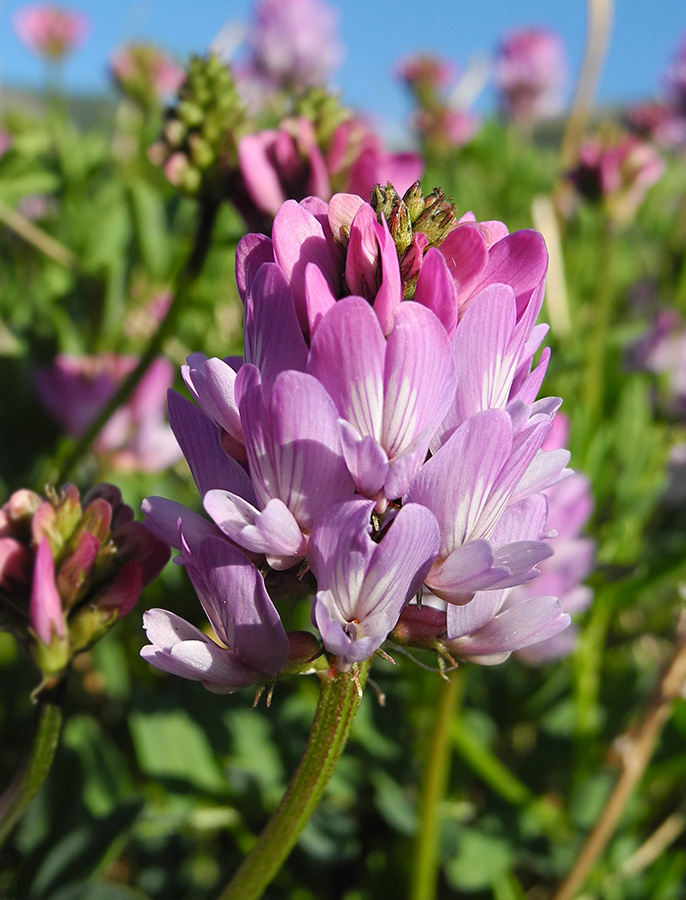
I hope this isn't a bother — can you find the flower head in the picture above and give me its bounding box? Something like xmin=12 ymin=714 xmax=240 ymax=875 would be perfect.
xmin=142 ymin=183 xmax=575 ymax=691
xmin=494 ymin=28 xmax=567 ymax=125
xmin=14 ymin=4 xmax=88 ymax=61
xmin=110 ymin=42 xmax=185 ymax=107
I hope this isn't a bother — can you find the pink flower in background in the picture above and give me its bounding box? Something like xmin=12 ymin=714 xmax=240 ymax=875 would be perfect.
xmin=494 ymin=28 xmax=567 ymax=125
xmin=236 ymin=117 xmax=423 ymax=223
xmin=35 ymin=354 xmax=182 ymax=472
xmin=568 ymin=134 xmax=664 ymax=224
xmin=14 ymin=4 xmax=89 ymax=61
xmin=665 ymin=33 xmax=686 ymax=117
xmin=110 ymin=42 xmax=185 ymax=104
xmin=247 ymin=0 xmax=343 ymax=91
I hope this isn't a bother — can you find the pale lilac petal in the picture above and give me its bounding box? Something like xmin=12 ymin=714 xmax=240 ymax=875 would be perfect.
xmin=406 ymin=410 xmax=513 ymax=554
xmin=510 ymin=448 xmax=571 ymax=504
xmin=339 ymin=421 xmax=388 ymax=498
xmin=382 ymin=302 xmax=456 ymax=456
xmin=427 ymin=540 xmax=510 ymax=598
xmin=413 ymin=248 xmax=459 ymax=337
xmin=141 ymin=609 xmax=261 ymax=692
xmin=309 ymin=296 xmax=385 ymax=439
xmin=446 ymin=587 xmax=508 ymax=637
xmin=203 ymin=491 xmax=305 ymax=560
xmin=182 ymin=353 xmax=243 ymax=440
xmin=448 ymin=595 xmax=570 ymax=662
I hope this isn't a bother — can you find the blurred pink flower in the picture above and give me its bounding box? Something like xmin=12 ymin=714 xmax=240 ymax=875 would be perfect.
xmin=568 ymin=134 xmax=664 ymax=224
xmin=35 ymin=354 xmax=182 ymax=472
xmin=398 ymin=54 xmax=457 ymax=96
xmin=494 ymin=28 xmax=567 ymax=125
xmin=110 ymin=42 xmax=185 ymax=105
xmin=247 ymin=0 xmax=343 ymax=91
xmin=14 ymin=4 xmax=89 ymax=61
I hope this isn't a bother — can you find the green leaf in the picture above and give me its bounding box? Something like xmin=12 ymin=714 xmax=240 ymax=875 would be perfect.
xmin=445 ymin=828 xmax=515 ymax=891
xmin=129 ymin=708 xmax=228 ymax=795
xmin=128 ymin=180 xmax=171 ymax=278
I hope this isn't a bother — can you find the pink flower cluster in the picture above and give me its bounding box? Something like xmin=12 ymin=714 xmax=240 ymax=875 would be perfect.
xmin=141 ymin=184 xmax=584 ymax=691
xmin=0 ymin=484 xmax=169 ymax=681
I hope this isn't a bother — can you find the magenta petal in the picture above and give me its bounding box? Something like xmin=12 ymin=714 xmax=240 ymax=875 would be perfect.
xmin=305 ymin=262 xmax=337 ymax=335
xmin=473 ymin=229 xmax=548 ymax=316
xmin=273 ymin=200 xmax=342 ymax=329
xmin=238 ymin=131 xmax=288 ymax=217
xmin=371 ymin=215 xmax=403 ymax=335
xmin=196 ymin=536 xmax=289 ymax=674
xmin=30 ymin=537 xmax=64 ymax=644
xmin=438 ymin=224 xmax=489 ymax=311
xmin=235 ymin=233 xmax=274 ymax=302
xmin=413 ymin=248 xmax=459 ymax=337
xmin=182 ymin=353 xmax=242 ymax=440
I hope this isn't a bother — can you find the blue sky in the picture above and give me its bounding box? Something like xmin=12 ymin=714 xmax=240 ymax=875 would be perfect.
xmin=0 ymin=0 xmax=684 ymax=137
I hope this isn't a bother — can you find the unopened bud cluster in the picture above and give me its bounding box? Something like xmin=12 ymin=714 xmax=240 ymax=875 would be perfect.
xmin=0 ymin=483 xmax=169 ymax=684
xmin=155 ymin=54 xmax=248 ymax=195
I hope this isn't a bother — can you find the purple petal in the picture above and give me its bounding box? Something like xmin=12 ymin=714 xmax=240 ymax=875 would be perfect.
xmin=203 ymin=490 xmax=305 ymax=563
xmin=244 ymin=263 xmax=308 ymax=379
xmin=472 ymin=230 xmax=548 ymax=317
xmin=235 ymin=233 xmax=274 ymax=302
xmin=30 ymin=537 xmax=64 ymax=644
xmin=438 ymin=224 xmax=489 ymax=311
xmin=196 ymin=536 xmax=289 ymax=673
xmin=167 ymin=390 xmax=254 ymax=500
xmin=141 ymin=497 xmax=218 ymax=552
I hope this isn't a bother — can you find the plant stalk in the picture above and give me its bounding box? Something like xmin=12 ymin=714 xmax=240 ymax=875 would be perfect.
xmin=216 ymin=660 xmax=369 ymax=900
xmin=0 ymin=701 xmax=62 ymax=849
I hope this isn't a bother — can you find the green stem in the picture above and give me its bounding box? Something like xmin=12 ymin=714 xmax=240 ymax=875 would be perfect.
xmin=409 ymin=671 xmax=464 ymax=900
xmin=0 ymin=702 xmax=62 ymax=849
xmin=216 ymin=661 xmax=369 ymax=900
xmin=47 ymin=198 xmax=221 ymax=487
xmin=581 ymin=221 xmax=617 ymax=436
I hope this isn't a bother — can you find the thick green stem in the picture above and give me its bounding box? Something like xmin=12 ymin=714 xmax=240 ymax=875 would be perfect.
xmin=216 ymin=661 xmax=369 ymax=900
xmin=47 ymin=198 xmax=220 ymax=487
xmin=409 ymin=671 xmax=464 ymax=900
xmin=0 ymin=702 xmax=62 ymax=849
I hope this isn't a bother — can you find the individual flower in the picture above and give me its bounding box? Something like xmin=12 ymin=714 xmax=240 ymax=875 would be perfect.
xmin=35 ymin=354 xmax=182 ymax=472
xmin=510 ymin=413 xmax=595 ymax=663
xmin=494 ymin=28 xmax=567 ymax=125
xmin=567 ymin=132 xmax=665 ymax=225
xmin=142 ymin=183 xmax=573 ymax=691
xmin=398 ymin=53 xmax=479 ymax=155
xmin=246 ymin=0 xmax=343 ymax=92
xmin=110 ymin=42 xmax=185 ymax=107
xmin=13 ymin=4 xmax=89 ymax=61
xmin=0 ymin=483 xmax=169 ymax=683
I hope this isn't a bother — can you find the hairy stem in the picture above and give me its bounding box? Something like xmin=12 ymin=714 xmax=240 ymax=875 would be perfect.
xmin=216 ymin=661 xmax=369 ymax=900
xmin=0 ymin=701 xmax=62 ymax=849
